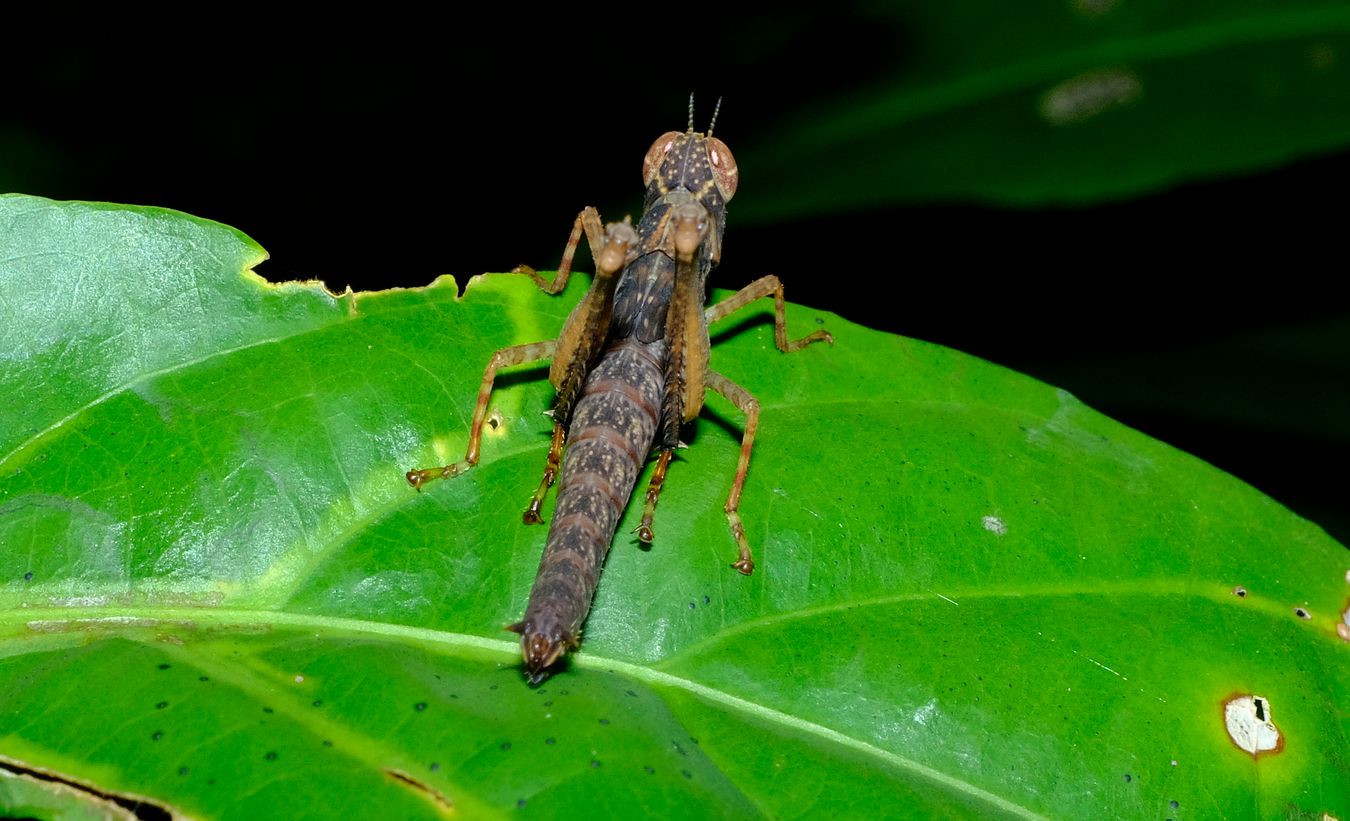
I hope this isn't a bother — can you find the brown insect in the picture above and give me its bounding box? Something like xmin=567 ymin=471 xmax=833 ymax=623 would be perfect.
xmin=408 ymin=98 xmax=831 ymax=682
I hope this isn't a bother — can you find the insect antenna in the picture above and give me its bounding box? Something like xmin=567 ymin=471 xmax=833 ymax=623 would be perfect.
xmin=687 ymin=93 xmax=696 ymax=133
xmin=708 ymin=97 xmax=723 ymax=136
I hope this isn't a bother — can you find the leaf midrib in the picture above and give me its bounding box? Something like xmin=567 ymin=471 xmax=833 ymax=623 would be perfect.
xmin=0 ymin=606 xmax=1046 ymax=820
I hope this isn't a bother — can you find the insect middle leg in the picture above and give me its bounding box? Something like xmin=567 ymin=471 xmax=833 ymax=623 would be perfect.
xmin=406 ymin=340 xmax=558 ymax=489
xmin=636 ymin=276 xmax=831 ymax=551
xmin=636 ymin=449 xmax=675 ymax=543
xmin=522 ymin=421 xmax=566 ymax=524
xmin=705 ymin=370 xmax=762 ymax=575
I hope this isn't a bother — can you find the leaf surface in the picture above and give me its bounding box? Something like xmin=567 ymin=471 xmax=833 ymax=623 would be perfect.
xmin=1 ymin=195 xmax=1346 ymax=819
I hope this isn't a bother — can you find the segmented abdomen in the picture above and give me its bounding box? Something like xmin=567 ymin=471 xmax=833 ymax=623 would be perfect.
xmin=513 ymin=338 xmax=666 ymax=679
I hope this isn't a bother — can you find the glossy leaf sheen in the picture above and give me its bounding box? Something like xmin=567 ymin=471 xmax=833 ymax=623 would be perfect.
xmin=736 ymin=1 xmax=1350 ymax=219
xmin=1 ymin=195 xmax=1346 ymax=819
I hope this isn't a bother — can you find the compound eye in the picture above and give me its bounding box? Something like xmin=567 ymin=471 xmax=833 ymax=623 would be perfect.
xmin=707 ymin=137 xmax=738 ymax=200
xmin=643 ymin=131 xmax=682 ymax=185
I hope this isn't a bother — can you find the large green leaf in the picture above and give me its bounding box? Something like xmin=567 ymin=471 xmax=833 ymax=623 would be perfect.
xmin=736 ymin=2 xmax=1350 ymax=220
xmin=0 ymin=194 xmax=1346 ymax=819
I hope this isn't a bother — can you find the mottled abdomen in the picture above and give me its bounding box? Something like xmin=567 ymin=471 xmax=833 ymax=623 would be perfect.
xmin=509 ymin=338 xmax=666 ymax=682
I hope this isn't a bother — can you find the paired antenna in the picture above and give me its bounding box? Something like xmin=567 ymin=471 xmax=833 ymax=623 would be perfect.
xmin=687 ymin=93 xmax=724 ymax=136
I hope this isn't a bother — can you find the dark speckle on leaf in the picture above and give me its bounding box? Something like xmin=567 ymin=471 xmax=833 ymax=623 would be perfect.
xmin=501 ymin=742 xmax=512 ymax=751
xmin=157 ymin=663 xmax=171 ymax=670
xmin=312 ymin=699 xmax=323 ymax=707
xmin=415 ymin=702 xmax=427 ymax=712
xmin=644 ymin=766 xmax=655 ymax=774
xmin=151 ymin=731 xmax=163 ymax=741
xmin=265 ymin=751 xmax=278 ymax=761
xmin=599 ymin=718 xmax=610 ymax=725
xmin=682 ymin=769 xmax=692 ymax=779
xmin=590 ymin=759 xmax=601 ymax=768
xmin=177 ymin=766 xmax=189 ymax=776
xmin=23 ymin=572 xmax=33 ymax=581
xmin=430 ymin=762 xmax=440 ymax=771
xmin=322 ymin=740 xmax=333 ymax=747
xmin=517 ymin=799 xmax=527 ymax=808
xmin=199 ymin=676 xmax=209 ymax=682
xmin=545 ymin=737 xmax=555 ymax=745
xmin=262 ymin=707 xmax=274 ymax=714
xmin=155 ymin=701 xmax=168 ymax=709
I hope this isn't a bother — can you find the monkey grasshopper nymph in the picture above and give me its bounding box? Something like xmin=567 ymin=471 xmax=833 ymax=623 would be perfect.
xmin=407 ymin=98 xmax=832 ymax=683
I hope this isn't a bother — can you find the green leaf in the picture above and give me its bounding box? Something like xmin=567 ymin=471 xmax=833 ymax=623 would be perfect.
xmin=735 ymin=2 xmax=1350 ymax=220
xmin=1 ymin=194 xmax=1346 ymax=819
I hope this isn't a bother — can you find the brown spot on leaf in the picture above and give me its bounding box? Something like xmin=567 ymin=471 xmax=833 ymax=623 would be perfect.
xmin=386 ymin=769 xmax=455 ymax=816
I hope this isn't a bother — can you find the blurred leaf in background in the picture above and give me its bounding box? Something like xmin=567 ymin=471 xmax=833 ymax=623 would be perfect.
xmin=1 ymin=195 xmax=1345 ymax=818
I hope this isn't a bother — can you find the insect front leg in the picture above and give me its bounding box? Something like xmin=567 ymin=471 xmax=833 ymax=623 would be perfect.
xmin=406 ymin=340 xmax=558 ymax=489
xmin=704 ymin=275 xmax=834 ymax=352
xmin=704 ymin=370 xmax=762 ymax=575
xmin=512 ymin=206 xmax=608 ymax=295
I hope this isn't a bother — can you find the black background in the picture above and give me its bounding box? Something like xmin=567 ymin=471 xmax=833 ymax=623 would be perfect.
xmin=7 ymin=7 xmax=1347 ymax=545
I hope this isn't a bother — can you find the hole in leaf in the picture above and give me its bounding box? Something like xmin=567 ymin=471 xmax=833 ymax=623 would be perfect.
xmin=1222 ymin=693 xmax=1283 ymax=757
